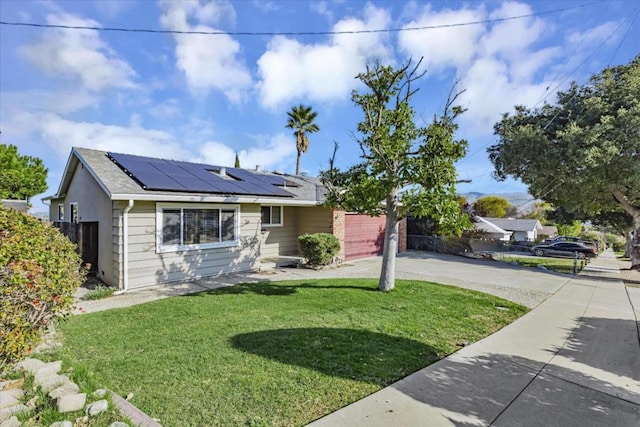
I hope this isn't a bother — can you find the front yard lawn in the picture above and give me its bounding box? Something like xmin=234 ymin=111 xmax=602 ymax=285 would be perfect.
xmin=53 ymin=279 xmax=527 ymax=426
xmin=501 ymin=255 xmax=586 ymax=275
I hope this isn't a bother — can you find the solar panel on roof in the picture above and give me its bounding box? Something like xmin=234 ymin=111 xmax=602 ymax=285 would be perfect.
xmin=133 ymin=172 xmax=186 ymax=191
xmin=107 ymin=152 xmax=294 ymax=197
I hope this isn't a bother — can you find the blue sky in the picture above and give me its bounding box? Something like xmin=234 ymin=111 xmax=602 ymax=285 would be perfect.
xmin=1 ymin=0 xmax=638 ymax=211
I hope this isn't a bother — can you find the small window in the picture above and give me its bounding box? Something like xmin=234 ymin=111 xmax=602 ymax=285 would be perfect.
xmin=261 ymin=206 xmax=283 ymax=226
xmin=70 ymin=203 xmax=78 ymax=223
xmin=57 ymin=204 xmax=64 ymax=221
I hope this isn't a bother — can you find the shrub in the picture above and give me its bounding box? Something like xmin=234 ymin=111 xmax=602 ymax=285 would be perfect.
xmin=604 ymin=233 xmax=625 ymax=253
xmin=298 ymin=233 xmax=340 ymax=267
xmin=0 ymin=207 xmax=85 ymax=369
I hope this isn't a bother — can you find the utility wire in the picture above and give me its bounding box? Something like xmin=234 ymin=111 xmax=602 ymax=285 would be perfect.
xmin=0 ymin=2 xmax=596 ymax=36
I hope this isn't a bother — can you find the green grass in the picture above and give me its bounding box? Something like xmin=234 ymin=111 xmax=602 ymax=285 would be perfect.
xmin=54 ymin=279 xmax=527 ymax=426
xmin=502 ymin=255 xmax=585 ymax=274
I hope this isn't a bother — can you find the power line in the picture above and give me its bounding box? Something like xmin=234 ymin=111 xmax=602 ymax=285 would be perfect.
xmin=0 ymin=2 xmax=596 ymax=36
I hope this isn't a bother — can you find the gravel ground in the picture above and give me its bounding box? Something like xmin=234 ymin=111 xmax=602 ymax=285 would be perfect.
xmin=619 ymin=259 xmax=640 ymax=288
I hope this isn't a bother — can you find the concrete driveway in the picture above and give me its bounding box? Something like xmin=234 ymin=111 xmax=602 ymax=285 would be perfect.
xmin=266 ymin=250 xmax=573 ymax=308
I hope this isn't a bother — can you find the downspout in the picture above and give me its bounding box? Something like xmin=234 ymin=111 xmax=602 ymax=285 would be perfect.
xmin=114 ymin=200 xmax=134 ymax=295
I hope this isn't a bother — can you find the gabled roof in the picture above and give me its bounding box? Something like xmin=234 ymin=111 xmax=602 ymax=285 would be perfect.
xmin=43 ymin=147 xmax=326 ymax=206
xmin=479 ymin=217 xmax=543 ymax=232
xmin=540 ymin=225 xmax=558 ymax=236
xmin=0 ymin=199 xmax=28 ymax=212
xmin=473 ymin=216 xmax=512 ymax=236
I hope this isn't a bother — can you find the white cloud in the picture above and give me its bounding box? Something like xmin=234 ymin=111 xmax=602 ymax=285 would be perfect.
xmin=457 ymin=57 xmax=548 ymax=130
xmin=20 ymin=13 xmax=136 ymax=92
xmin=479 ymin=2 xmax=546 ymax=57
xmin=149 ymin=98 xmax=183 ymax=119
xmin=159 ymin=0 xmax=251 ymax=102
xmin=256 ymin=3 xmax=392 ymax=109
xmin=396 ymin=1 xmax=576 ymax=132
xmin=39 ymin=115 xmax=188 ymax=161
xmin=198 ymin=133 xmax=296 ymax=172
xmin=398 ymin=6 xmax=485 ymax=72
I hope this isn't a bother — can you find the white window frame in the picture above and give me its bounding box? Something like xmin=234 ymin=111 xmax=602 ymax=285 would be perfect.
xmin=261 ymin=205 xmax=283 ymax=227
xmin=156 ymin=203 xmax=240 ymax=253
xmin=69 ymin=202 xmax=79 ymax=223
xmin=57 ymin=204 xmax=64 ymax=221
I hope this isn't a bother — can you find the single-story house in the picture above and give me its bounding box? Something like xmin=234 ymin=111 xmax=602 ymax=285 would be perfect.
xmin=43 ymin=148 xmax=406 ymax=291
xmin=477 ymin=217 xmax=543 ymax=242
xmin=539 ymin=225 xmax=558 ymax=239
xmin=472 ymin=216 xmax=513 ymax=241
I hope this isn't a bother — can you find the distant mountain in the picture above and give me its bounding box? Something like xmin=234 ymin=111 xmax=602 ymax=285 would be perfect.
xmin=460 ymin=192 xmax=539 ymax=215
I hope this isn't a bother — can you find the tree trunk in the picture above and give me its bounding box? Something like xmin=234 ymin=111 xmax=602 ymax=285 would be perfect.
xmin=632 ymin=214 xmax=640 ymax=271
xmin=609 ymin=185 xmax=640 ymax=270
xmin=379 ymin=189 xmax=399 ymax=292
xmin=295 ymin=150 xmax=301 ymax=175
xmin=624 ymin=229 xmax=633 ymax=258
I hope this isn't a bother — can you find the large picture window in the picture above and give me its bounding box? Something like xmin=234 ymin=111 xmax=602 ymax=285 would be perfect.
xmin=157 ymin=204 xmax=239 ymax=252
xmin=261 ymin=205 xmax=283 ymax=227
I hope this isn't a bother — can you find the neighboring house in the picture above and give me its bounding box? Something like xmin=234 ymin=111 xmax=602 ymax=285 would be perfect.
xmin=1 ymin=199 xmax=28 ymax=212
xmin=539 ymin=225 xmax=558 ymax=239
xmin=43 ymin=148 xmax=405 ymax=291
xmin=472 ymin=216 xmax=513 ymax=241
xmin=477 ymin=217 xmax=543 ymax=242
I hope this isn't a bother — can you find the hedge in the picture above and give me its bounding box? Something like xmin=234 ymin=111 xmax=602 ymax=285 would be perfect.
xmin=0 ymin=207 xmax=85 ymax=369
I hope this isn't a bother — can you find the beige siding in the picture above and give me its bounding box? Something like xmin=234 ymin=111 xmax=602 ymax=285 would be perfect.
xmin=116 ymin=201 xmax=261 ymax=289
xmin=260 ymin=206 xmax=332 ymax=258
xmin=296 ymin=206 xmax=332 ymax=235
xmin=260 ymin=206 xmax=299 ymax=258
xmin=49 ymin=164 xmax=115 ymax=286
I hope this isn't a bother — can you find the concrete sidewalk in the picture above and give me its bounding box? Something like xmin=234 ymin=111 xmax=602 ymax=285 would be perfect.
xmin=308 ymin=250 xmax=640 ymax=426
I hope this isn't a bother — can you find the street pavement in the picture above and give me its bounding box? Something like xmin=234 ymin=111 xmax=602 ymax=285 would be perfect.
xmin=308 ymin=250 xmax=640 ymax=426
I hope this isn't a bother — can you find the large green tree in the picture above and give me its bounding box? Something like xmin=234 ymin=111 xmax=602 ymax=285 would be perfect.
xmin=0 ymin=144 xmax=48 ymax=202
xmin=322 ymin=60 xmax=469 ymax=291
xmin=473 ymin=196 xmax=511 ymax=218
xmin=286 ymin=105 xmax=320 ymax=175
xmin=489 ymin=55 xmax=640 ymax=269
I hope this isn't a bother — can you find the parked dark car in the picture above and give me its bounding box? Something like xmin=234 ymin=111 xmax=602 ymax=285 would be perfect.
xmin=531 ymin=242 xmax=598 ymax=259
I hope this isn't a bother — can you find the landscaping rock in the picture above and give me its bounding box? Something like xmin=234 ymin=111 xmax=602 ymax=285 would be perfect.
xmin=49 ymin=421 xmax=73 ymax=427
xmin=49 ymin=382 xmax=80 ymax=400
xmin=36 ymin=374 xmax=69 ymax=393
xmin=537 ymin=265 xmax=548 ymax=271
xmin=85 ymin=399 xmax=108 ymax=417
xmin=0 ymin=404 xmax=28 ymax=423
xmin=16 ymin=358 xmax=45 ymax=374
xmin=0 ymin=416 xmax=20 ymax=427
xmin=92 ymin=388 xmax=107 ymax=398
xmin=0 ymin=389 xmax=23 ymax=408
xmin=0 ymin=380 xmax=23 ymax=392
xmin=109 ymin=422 xmax=130 ymax=427
xmin=34 ymin=361 xmax=62 ymax=378
xmin=56 ymin=393 xmax=87 ymax=413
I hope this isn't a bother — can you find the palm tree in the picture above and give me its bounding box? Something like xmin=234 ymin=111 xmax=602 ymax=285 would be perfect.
xmin=285 ymin=104 xmax=319 ymax=175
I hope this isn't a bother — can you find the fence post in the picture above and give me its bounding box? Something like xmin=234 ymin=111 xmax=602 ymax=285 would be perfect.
xmin=573 ymin=251 xmax=578 ymax=276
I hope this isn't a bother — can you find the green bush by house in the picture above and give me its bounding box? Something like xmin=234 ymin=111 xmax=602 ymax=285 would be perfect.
xmin=298 ymin=233 xmax=340 ymax=267
xmin=0 ymin=207 xmax=85 ymax=369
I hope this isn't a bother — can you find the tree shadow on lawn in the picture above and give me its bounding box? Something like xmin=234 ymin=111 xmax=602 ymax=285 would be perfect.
xmin=192 ymin=281 xmax=380 ymax=297
xmin=231 ymin=327 xmax=439 ymax=386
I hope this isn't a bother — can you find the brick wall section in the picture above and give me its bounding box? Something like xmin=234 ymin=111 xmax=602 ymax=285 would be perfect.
xmin=331 ymin=209 xmax=346 ymax=261
xmin=398 ymin=217 xmax=407 ymax=253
